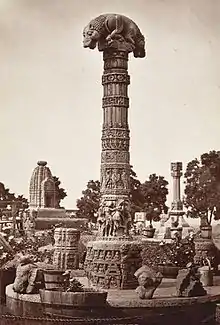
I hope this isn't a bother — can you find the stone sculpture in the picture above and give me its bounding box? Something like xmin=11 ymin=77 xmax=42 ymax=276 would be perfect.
xmin=29 ymin=161 xmax=58 ymax=209
xmin=134 ymin=265 xmax=163 ymax=299
xmin=13 ymin=255 xmax=43 ymax=294
xmin=83 ymin=13 xmax=145 ymax=289
xmin=97 ymin=199 xmax=132 ymax=237
xmin=83 ymin=14 xmax=145 ymax=58
xmin=176 ymin=262 xmax=207 ymax=297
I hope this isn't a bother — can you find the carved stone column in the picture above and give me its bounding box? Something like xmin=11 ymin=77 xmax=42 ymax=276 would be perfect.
xmin=53 ymin=228 xmax=80 ymax=270
xmin=169 ymin=162 xmax=185 ymax=236
xmin=99 ymin=49 xmax=131 ymax=237
xmin=171 ymin=162 xmax=183 ymax=210
xmin=82 ymin=13 xmax=145 ymax=289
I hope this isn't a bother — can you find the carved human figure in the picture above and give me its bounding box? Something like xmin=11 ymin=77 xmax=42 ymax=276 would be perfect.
xmin=121 ymin=170 xmax=129 ymax=189
xmin=105 ymin=169 xmax=112 ymax=189
xmin=13 ymin=255 xmax=43 ymax=294
xmin=111 ymin=169 xmax=118 ymax=189
xmin=112 ymin=207 xmax=123 ymax=236
xmin=97 ymin=204 xmax=105 ymax=234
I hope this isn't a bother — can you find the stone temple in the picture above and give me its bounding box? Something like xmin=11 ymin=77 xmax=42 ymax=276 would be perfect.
xmin=28 ymin=161 xmax=66 ymax=229
xmin=83 ymin=14 xmax=145 ymax=289
xmin=29 ymin=161 xmax=58 ymax=209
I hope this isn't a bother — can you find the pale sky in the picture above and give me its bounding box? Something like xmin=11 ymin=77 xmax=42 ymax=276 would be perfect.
xmin=0 ymin=0 xmax=220 ymax=208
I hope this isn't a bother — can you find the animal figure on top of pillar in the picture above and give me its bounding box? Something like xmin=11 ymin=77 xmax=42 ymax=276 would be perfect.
xmin=83 ymin=14 xmax=146 ymax=57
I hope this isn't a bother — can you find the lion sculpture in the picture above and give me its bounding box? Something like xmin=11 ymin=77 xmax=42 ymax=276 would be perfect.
xmin=83 ymin=14 xmax=146 ymax=58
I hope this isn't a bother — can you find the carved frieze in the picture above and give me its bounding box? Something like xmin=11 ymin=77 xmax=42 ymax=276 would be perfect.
xmin=102 ymin=138 xmax=129 ymax=151
xmin=100 ymin=167 xmax=130 ymax=192
xmin=101 ymin=151 xmax=129 ymax=163
xmin=102 ymin=96 xmax=129 ymax=108
xmin=102 ymin=73 xmax=130 ymax=85
xmin=102 ymin=128 xmax=130 ymax=139
xmin=104 ymin=58 xmax=128 ymax=70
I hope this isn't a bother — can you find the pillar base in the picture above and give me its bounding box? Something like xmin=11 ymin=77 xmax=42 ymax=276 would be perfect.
xmin=194 ymin=238 xmax=217 ymax=269
xmin=84 ymin=238 xmax=142 ymax=290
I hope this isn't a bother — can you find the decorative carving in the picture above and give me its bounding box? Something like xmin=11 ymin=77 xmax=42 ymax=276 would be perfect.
xmin=101 ymin=151 xmax=129 ymax=164
xmin=97 ymin=198 xmax=131 ymax=237
xmin=102 ymin=96 xmax=129 ymax=107
xmin=171 ymin=162 xmax=183 ymax=178
xmin=100 ymin=167 xmax=130 ymax=193
xmin=134 ymin=265 xmax=163 ymax=299
xmin=120 ymin=243 xmax=142 ymax=289
xmin=102 ymin=128 xmax=130 ymax=138
xmin=29 ymin=161 xmax=58 ymax=209
xmin=53 ymin=228 xmax=80 ymax=270
xmin=83 ymin=14 xmax=146 ymax=58
xmin=102 ymin=138 xmax=129 ymax=150
xmin=102 ymin=73 xmax=130 ymax=85
xmin=84 ymin=241 xmax=142 ymax=290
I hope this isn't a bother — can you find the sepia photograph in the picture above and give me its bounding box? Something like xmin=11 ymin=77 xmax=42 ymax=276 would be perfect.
xmin=0 ymin=0 xmax=220 ymax=324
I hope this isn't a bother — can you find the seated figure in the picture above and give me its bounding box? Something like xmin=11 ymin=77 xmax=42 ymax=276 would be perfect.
xmin=13 ymin=255 xmax=43 ymax=294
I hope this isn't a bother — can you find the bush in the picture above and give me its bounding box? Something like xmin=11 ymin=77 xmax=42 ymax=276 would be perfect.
xmin=141 ymin=236 xmax=195 ymax=269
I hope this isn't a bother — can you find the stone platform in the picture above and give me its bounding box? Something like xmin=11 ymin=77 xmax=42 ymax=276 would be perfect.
xmin=5 ymin=278 xmax=220 ymax=324
xmin=84 ymin=239 xmax=142 ymax=289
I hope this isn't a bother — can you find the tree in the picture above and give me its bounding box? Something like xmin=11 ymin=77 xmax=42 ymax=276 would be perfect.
xmin=184 ymin=150 xmax=220 ymax=225
xmin=129 ymin=166 xmax=144 ymax=219
xmin=76 ymin=167 xmax=142 ymax=222
xmin=53 ymin=176 xmax=67 ymax=208
xmin=76 ymin=180 xmax=101 ymax=222
xmin=0 ymin=182 xmax=28 ymax=210
xmin=140 ymin=174 xmax=169 ymax=227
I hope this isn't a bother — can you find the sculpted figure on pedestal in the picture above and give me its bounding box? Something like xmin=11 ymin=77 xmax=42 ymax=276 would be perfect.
xmin=97 ymin=198 xmax=131 ymax=237
xmin=83 ymin=14 xmax=145 ymax=57
xmin=13 ymin=255 xmax=43 ymax=294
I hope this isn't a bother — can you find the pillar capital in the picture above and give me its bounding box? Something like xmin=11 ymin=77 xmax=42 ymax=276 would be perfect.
xmin=171 ymin=162 xmax=183 ymax=178
xmin=83 ymin=14 xmax=146 ymax=58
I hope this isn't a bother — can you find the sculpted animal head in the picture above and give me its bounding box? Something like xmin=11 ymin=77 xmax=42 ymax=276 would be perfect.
xmin=83 ymin=24 xmax=100 ymax=49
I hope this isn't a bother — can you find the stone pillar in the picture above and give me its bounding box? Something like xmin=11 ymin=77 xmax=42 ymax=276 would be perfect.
xmin=82 ymin=13 xmax=145 ymax=289
xmin=99 ymin=49 xmax=131 ymax=237
xmin=170 ymin=162 xmax=183 ymax=211
xmin=53 ymin=228 xmax=80 ymax=270
xmin=169 ymin=162 xmax=185 ymax=238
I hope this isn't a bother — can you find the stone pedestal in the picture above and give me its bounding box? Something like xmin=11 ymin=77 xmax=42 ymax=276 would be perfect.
xmin=84 ymin=238 xmax=142 ymax=289
xmin=194 ymin=238 xmax=217 ymax=270
xmin=53 ymin=228 xmax=80 ymax=270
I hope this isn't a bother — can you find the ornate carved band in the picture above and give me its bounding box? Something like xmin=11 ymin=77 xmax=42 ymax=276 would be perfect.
xmin=102 ymin=73 xmax=130 ymax=85
xmin=171 ymin=162 xmax=183 ymax=177
xmin=102 ymin=96 xmax=129 ymax=108
xmin=101 ymin=151 xmax=129 ymax=164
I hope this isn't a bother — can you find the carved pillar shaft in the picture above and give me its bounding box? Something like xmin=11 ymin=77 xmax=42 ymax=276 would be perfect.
xmin=100 ymin=50 xmax=131 ymax=205
xmin=171 ymin=162 xmax=183 ymax=210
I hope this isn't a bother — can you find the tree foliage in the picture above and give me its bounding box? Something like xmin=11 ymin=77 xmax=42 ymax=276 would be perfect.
xmin=184 ymin=150 xmax=220 ymax=225
xmin=140 ymin=174 xmax=169 ymax=225
xmin=76 ymin=180 xmax=101 ymax=222
xmin=0 ymin=182 xmax=28 ymax=210
xmin=52 ymin=176 xmax=67 ymax=207
xmin=129 ymin=166 xmax=144 ymax=218
xmin=76 ymin=168 xmax=169 ymax=224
